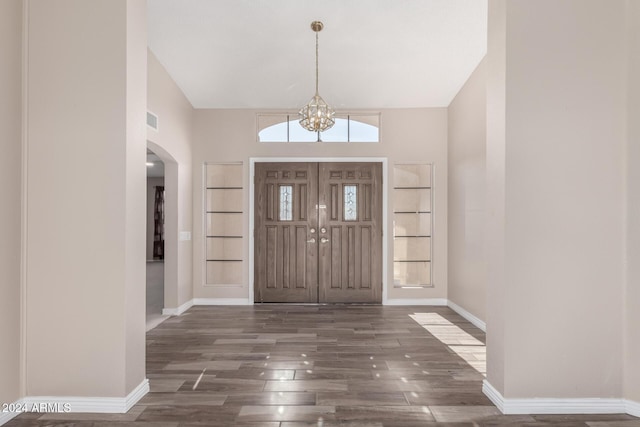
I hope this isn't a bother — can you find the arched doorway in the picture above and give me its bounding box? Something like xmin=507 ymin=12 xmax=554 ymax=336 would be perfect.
xmin=146 ymin=141 xmax=179 ymax=329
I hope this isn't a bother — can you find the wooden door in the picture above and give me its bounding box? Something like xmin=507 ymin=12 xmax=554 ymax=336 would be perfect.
xmin=318 ymin=163 xmax=383 ymax=303
xmin=254 ymin=163 xmax=318 ymax=302
xmin=254 ymin=162 xmax=382 ymax=303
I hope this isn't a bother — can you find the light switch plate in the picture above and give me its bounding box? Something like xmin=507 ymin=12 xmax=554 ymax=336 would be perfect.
xmin=179 ymin=231 xmax=191 ymax=241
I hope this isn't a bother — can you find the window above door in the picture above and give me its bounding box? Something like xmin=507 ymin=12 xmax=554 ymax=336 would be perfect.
xmin=257 ymin=113 xmax=380 ymax=143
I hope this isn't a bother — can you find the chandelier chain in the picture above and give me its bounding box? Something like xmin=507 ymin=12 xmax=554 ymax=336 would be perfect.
xmin=315 ymin=30 xmax=319 ymax=95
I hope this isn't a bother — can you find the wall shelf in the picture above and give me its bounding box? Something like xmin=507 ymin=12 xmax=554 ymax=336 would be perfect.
xmin=205 ymin=163 xmax=244 ymax=285
xmin=392 ymin=164 xmax=433 ymax=288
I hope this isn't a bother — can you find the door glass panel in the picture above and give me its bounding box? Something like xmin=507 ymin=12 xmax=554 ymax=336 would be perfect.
xmin=344 ymin=185 xmax=357 ymax=221
xmin=279 ymin=185 xmax=293 ymax=221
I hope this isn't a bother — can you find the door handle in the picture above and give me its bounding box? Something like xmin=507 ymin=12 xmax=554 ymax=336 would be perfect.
xmin=320 ymin=237 xmax=329 ymax=243
xmin=307 ymin=238 xmax=316 ymax=243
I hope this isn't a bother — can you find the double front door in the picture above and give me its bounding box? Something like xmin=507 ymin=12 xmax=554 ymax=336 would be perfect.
xmin=254 ymin=162 xmax=382 ymax=303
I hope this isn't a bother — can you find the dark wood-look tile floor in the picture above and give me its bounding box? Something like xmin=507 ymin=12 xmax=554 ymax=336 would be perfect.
xmin=7 ymin=305 xmax=640 ymax=426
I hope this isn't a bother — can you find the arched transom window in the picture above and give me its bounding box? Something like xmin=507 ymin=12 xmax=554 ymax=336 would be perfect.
xmin=257 ymin=113 xmax=380 ymax=143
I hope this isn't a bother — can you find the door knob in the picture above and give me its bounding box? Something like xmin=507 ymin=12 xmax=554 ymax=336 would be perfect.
xmin=307 ymin=238 xmax=316 ymax=243
xmin=320 ymin=237 xmax=329 ymax=243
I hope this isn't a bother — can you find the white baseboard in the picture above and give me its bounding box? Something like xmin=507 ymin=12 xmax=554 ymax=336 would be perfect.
xmin=483 ymin=379 xmax=506 ymax=412
xmin=0 ymin=379 xmax=149 ymax=425
xmin=627 ymin=399 xmax=640 ymax=417
xmin=162 ymin=299 xmax=194 ymax=316
xmin=124 ymin=379 xmax=150 ymax=412
xmin=24 ymin=378 xmax=149 ymax=414
xmin=447 ymin=300 xmax=486 ymax=332
xmin=0 ymin=408 xmax=20 ymax=426
xmin=145 ymin=315 xmax=169 ymax=332
xmin=483 ymin=380 xmax=632 ymax=415
xmin=384 ymin=298 xmax=448 ymax=306
xmin=193 ymin=298 xmax=251 ymax=305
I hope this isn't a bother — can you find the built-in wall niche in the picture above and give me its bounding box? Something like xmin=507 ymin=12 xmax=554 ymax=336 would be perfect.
xmin=205 ymin=163 xmax=244 ymax=286
xmin=393 ymin=163 xmax=433 ymax=288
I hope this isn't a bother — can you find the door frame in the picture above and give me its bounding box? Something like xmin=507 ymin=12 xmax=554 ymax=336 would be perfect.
xmin=249 ymin=157 xmax=389 ymax=304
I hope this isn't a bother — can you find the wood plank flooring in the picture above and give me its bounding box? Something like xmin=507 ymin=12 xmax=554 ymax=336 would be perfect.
xmin=7 ymin=305 xmax=640 ymax=426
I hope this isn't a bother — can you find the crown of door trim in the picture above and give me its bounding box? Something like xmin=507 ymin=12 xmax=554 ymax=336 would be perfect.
xmin=249 ymin=157 xmax=388 ymax=304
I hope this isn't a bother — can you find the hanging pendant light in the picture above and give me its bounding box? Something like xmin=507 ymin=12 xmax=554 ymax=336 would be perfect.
xmin=299 ymin=21 xmax=335 ymax=135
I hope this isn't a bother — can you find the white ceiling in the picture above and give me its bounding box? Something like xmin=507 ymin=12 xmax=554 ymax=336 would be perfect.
xmin=148 ymin=0 xmax=487 ymax=109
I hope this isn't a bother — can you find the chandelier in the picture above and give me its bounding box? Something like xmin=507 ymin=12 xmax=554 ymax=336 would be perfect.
xmin=299 ymin=21 xmax=335 ymax=134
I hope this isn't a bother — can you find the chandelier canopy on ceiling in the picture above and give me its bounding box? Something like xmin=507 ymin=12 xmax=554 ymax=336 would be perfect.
xmin=298 ymin=21 xmax=335 ymax=135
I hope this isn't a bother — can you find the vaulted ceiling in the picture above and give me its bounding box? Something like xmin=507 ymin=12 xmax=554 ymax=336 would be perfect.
xmin=148 ymin=0 xmax=487 ymax=109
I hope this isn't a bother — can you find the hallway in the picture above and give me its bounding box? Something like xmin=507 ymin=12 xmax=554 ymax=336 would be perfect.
xmin=146 ymin=260 xmax=168 ymax=332
xmin=7 ymin=305 xmax=640 ymax=426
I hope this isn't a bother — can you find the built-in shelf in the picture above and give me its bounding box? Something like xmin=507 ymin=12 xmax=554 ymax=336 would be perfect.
xmin=205 ymin=163 xmax=244 ymax=286
xmin=393 ymin=164 xmax=433 ymax=288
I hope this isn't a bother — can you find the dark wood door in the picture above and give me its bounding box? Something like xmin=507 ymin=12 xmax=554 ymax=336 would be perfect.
xmin=318 ymin=163 xmax=383 ymax=303
xmin=254 ymin=163 xmax=318 ymax=302
xmin=255 ymin=162 xmax=382 ymax=303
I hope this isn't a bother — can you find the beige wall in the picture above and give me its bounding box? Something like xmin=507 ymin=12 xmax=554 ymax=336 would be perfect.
xmin=147 ymin=51 xmax=194 ymax=308
xmin=24 ymin=0 xmax=146 ymax=397
xmin=447 ymin=58 xmax=487 ymax=322
xmin=192 ymin=108 xmax=448 ymax=302
xmin=147 ymin=177 xmax=164 ymax=260
xmin=147 ymin=51 xmax=194 ymax=310
xmin=487 ymin=0 xmax=626 ymax=398
xmin=124 ymin=0 xmax=147 ymax=392
xmin=625 ymin=0 xmax=640 ymax=405
xmin=0 ymin=0 xmax=23 ymax=406
xmin=485 ymin=0 xmax=507 ymax=394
